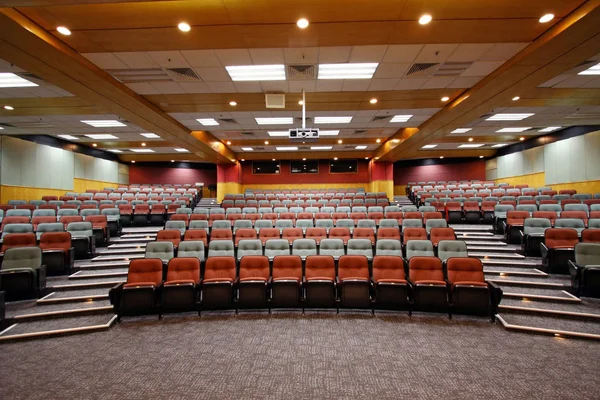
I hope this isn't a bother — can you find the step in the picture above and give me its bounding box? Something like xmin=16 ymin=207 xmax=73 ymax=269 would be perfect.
xmin=47 ymin=279 xmax=124 ymax=291
xmin=69 ymin=269 xmax=128 ymax=280
xmin=487 ymin=278 xmax=569 ymax=290
xmin=6 ymin=300 xmax=113 ymax=320
xmin=454 ymin=232 xmax=495 ymax=237
xmin=450 ymin=225 xmax=493 ymax=232
xmin=502 ymin=288 xmax=581 ymax=304
xmin=496 ymin=313 xmax=600 ymax=340
xmin=484 ymin=268 xmax=547 ymax=277
xmin=96 ymin=248 xmax=145 ymax=255
xmin=122 ymin=227 xmax=163 ymax=233
xmin=91 ymin=254 xmax=144 ymax=262
xmin=76 ymin=261 xmax=130 ymax=270
xmin=37 ymin=289 xmax=109 ymax=304
xmin=108 ymin=243 xmax=148 ymax=249
xmin=469 ymin=252 xmax=524 ymax=259
xmin=467 ymin=246 xmax=520 ymax=254
xmin=110 ymin=237 xmax=155 ymax=243
xmin=0 ymin=314 xmax=117 ymax=342
xmin=464 ymin=241 xmax=507 ymax=246
xmin=119 ymin=234 xmax=157 ymax=239
xmin=482 ymin=259 xmax=542 ymax=267
xmin=499 ymin=298 xmax=600 ymax=321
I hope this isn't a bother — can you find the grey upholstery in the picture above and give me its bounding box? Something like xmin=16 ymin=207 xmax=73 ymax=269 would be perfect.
xmin=275 ymin=220 xmax=294 ymax=232
xmin=145 ymin=241 xmax=174 ymax=262
xmin=356 ymin=219 xmax=377 ymax=232
xmin=6 ymin=209 xmax=31 ymax=218
xmin=211 ymin=220 xmax=232 ymax=230
xmin=233 ymin=219 xmax=253 ymax=234
xmin=177 ymin=241 xmax=205 ymax=262
xmin=237 ymin=239 xmax=263 ymax=260
xmin=347 ymin=238 xmax=373 ymax=260
xmin=425 ymin=219 xmax=448 ymax=234
xmin=291 ymin=239 xmax=318 ymax=259
xmin=405 ymin=240 xmax=434 ymax=259
xmin=494 ymin=205 xmax=514 ymax=218
xmin=564 ymin=203 xmax=590 ymax=215
xmin=574 ymin=243 xmax=600 ymax=266
xmin=335 ymin=219 xmax=355 ymax=233
xmin=207 ymin=240 xmax=235 ymax=258
xmin=66 ymin=222 xmax=93 ymax=238
xmin=295 ymin=219 xmax=314 ymax=232
xmin=189 ymin=220 xmax=209 ymax=233
xmin=35 ymin=222 xmax=64 ymax=240
xmin=165 ymin=220 xmax=186 ymax=236
xmin=81 ymin=209 xmax=100 ymax=218
xmin=378 ymin=219 xmax=400 ymax=229
xmin=264 ymin=239 xmax=290 ymax=259
xmin=254 ymin=220 xmax=273 ymax=233
xmin=1 ymin=223 xmax=33 ymax=238
xmin=402 ymin=219 xmax=423 ymax=231
xmin=516 ymin=204 xmax=537 ymax=214
xmin=32 ymin=209 xmax=56 ymax=218
xmin=523 ymin=218 xmax=551 ymax=235
xmin=555 ymin=218 xmax=586 ymax=234
xmin=375 ymin=239 xmax=402 ymax=257
xmin=402 ymin=205 xmax=418 ymax=212
xmin=437 ymin=240 xmax=468 ymax=262
xmin=318 ymin=238 xmax=345 ymax=259
xmin=315 ymin=219 xmax=334 ymax=232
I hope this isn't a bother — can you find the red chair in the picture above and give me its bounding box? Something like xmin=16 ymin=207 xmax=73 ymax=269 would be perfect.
xmin=372 ymin=256 xmax=409 ymax=311
xmin=161 ymin=257 xmax=201 ymax=315
xmin=201 ymin=256 xmax=236 ymax=310
xmin=184 ymin=229 xmax=208 ymax=247
xmin=408 ymin=256 xmax=449 ymax=314
xmin=110 ymin=258 xmax=163 ymax=318
xmin=1 ymin=233 xmax=36 ymax=252
xmin=156 ymin=229 xmax=182 ymax=248
xmin=236 ymin=255 xmax=270 ymax=310
xmin=270 ymin=255 xmax=303 ymax=308
xmin=305 ymin=227 xmax=327 ymax=245
xmin=337 ymin=255 xmax=371 ymax=309
xmin=39 ymin=232 xmax=73 ymax=275
xmin=541 ymin=228 xmax=579 ymax=273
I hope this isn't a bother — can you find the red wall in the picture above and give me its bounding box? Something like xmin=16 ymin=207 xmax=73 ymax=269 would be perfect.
xmin=129 ymin=165 xmax=217 ymax=186
xmin=241 ymin=160 xmax=370 ymax=185
xmin=394 ymin=160 xmax=486 ymax=185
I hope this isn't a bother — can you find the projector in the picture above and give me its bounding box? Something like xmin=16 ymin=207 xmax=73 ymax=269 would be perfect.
xmin=289 ymin=128 xmax=319 ymax=139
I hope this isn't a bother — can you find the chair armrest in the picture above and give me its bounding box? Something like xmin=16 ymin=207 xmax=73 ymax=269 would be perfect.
xmin=540 ymin=242 xmax=549 ymax=260
xmin=488 ymin=281 xmax=503 ymax=309
xmin=568 ymin=260 xmax=582 ymax=283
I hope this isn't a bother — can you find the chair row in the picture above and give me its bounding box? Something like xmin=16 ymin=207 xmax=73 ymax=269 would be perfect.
xmin=109 ymin=255 xmax=502 ymax=320
xmin=569 ymin=243 xmax=600 ymax=298
xmin=504 ymin=212 xmax=599 ymax=244
xmin=540 ymin=228 xmax=600 ymax=273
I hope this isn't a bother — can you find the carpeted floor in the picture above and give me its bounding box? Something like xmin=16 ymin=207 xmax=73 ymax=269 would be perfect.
xmin=1 ymin=311 xmax=599 ymax=399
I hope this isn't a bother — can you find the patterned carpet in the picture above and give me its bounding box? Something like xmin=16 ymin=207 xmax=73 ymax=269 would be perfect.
xmin=1 ymin=311 xmax=599 ymax=399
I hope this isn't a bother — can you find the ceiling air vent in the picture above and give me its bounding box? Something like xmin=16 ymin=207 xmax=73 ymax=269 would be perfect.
xmin=265 ymin=94 xmax=285 ymax=109
xmin=107 ymin=69 xmax=170 ymax=83
xmin=255 ymin=147 xmax=265 ymax=151
xmin=344 ymin=145 xmax=356 ymax=150
xmin=371 ymin=116 xmax=390 ymax=122
xmin=20 ymin=73 xmax=44 ymax=82
xmin=240 ymin=132 xmax=255 ymax=136
xmin=353 ymin=130 xmax=367 ymax=134
xmin=298 ymin=146 xmax=311 ymax=151
xmin=434 ymin=62 xmax=473 ymax=76
xmin=217 ymin=118 xmax=237 ymax=124
xmin=287 ymin=65 xmax=316 ymax=80
xmin=406 ymin=63 xmax=439 ymax=77
xmin=164 ymin=68 xmax=201 ymax=82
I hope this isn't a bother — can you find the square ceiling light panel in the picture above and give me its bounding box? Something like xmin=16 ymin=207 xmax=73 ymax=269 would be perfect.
xmin=57 ymin=135 xmax=79 ymax=140
xmin=129 ymin=148 xmax=155 ymax=153
xmin=197 ymin=118 xmax=219 ymax=126
xmin=141 ymin=133 xmax=160 ymax=138
xmin=174 ymin=148 xmax=189 ymax=152
xmin=495 ymin=127 xmax=531 ymax=133
xmin=81 ymin=120 xmax=126 ymax=127
xmin=485 ymin=114 xmax=534 ymax=121
xmin=225 ymin=65 xmax=286 ymax=81
xmin=0 ymin=73 xmax=38 ymax=88
xmin=314 ymin=117 xmax=352 ymax=124
xmin=578 ymin=63 xmax=600 ymax=75
xmin=421 ymin=144 xmax=438 ymax=149
xmin=255 ymin=117 xmax=294 ymax=125
xmin=390 ymin=115 xmax=413 ymax=123
xmin=451 ymin=128 xmax=472 ymax=133
xmin=84 ymin=134 xmax=118 ymax=139
xmin=318 ymin=63 xmax=379 ymax=79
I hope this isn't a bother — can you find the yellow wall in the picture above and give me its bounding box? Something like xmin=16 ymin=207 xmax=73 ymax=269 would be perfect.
xmin=217 ymin=182 xmax=242 ymax=203
xmin=551 ymin=180 xmax=600 ymax=195
xmin=394 ymin=185 xmax=407 ymax=196
xmin=495 ymin=172 xmax=600 ymax=194
xmin=73 ymin=178 xmax=120 ymax=194
xmin=369 ymin=180 xmax=394 ymax=200
xmin=1 ymin=179 xmax=120 ymax=203
xmin=495 ymin=172 xmax=546 ymax=188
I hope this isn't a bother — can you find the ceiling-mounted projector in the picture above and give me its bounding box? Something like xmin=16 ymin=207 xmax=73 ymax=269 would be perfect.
xmin=289 ymin=128 xmax=319 ymax=139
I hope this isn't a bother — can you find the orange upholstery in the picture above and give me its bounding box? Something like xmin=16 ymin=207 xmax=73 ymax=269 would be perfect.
xmin=183 ymin=229 xmax=208 ymax=246
xmin=404 ymin=212 xmax=422 ymax=220
xmin=86 ymin=215 xmax=108 ymax=230
xmin=39 ymin=204 xmax=58 ymax=211
xmin=261 ymin=213 xmax=277 ymax=222
xmin=402 ymin=227 xmax=427 ymax=245
xmin=259 ymin=228 xmax=280 ymax=245
xmin=126 ymin=258 xmax=163 ymax=287
xmin=244 ymin=213 xmax=260 ymax=223
xmin=544 ymin=228 xmax=579 ymax=249
xmin=338 ymin=255 xmax=369 ymax=281
xmin=582 ymin=229 xmax=600 ymax=243
xmin=208 ymin=214 xmax=225 ymax=227
xmin=59 ymin=215 xmax=83 ymax=229
xmin=151 ymin=204 xmax=166 ymax=214
xmin=429 ymin=227 xmax=456 ymax=245
xmin=272 ymin=255 xmax=302 ymax=281
xmin=210 ymin=228 xmax=233 ymax=242
xmin=590 ymin=211 xmax=600 ymax=219
xmin=1 ymin=216 xmax=30 ymax=231
xmin=227 ymin=213 xmax=243 ymax=222
xmin=408 ymin=256 xmax=445 ymax=284
xmin=423 ymin=212 xmax=443 ymax=223
xmin=353 ymin=227 xmax=375 ymax=244
xmin=386 ymin=211 xmax=403 ymax=223
xmin=167 ymin=204 xmax=180 ymax=213
xmin=561 ymin=199 xmax=581 ymax=207
xmin=377 ymin=227 xmax=400 ymax=240
xmin=203 ymin=256 xmax=236 ymax=282
xmin=156 ymin=229 xmax=182 ymax=247
xmin=446 ymin=257 xmax=486 ymax=286
xmin=506 ymin=211 xmax=530 ymax=226
xmin=279 ymin=212 xmax=296 ymax=223
xmin=39 ymin=232 xmax=71 ymax=252
xmin=238 ymin=255 xmax=270 ymax=282
xmin=170 ymin=213 xmax=190 ymax=227
xmin=463 ymin=201 xmax=480 ymax=212
xmin=305 ymin=228 xmax=327 ymax=245
xmin=79 ymin=204 xmax=98 ymax=211
xmin=314 ymin=212 xmax=331 ymax=220
xmin=189 ymin=213 xmax=207 ymax=221
xmin=235 ymin=228 xmax=257 ymax=246
xmin=533 ymin=211 xmax=558 ymax=225
xmin=560 ymin=211 xmax=588 ymax=226
xmin=305 ymin=255 xmax=336 ymax=281
xmin=42 ymin=196 xmax=58 ymax=201
xmin=329 ymin=227 xmax=351 ymax=244
xmin=165 ymin=257 xmax=200 ymax=284
xmin=16 ymin=204 xmax=36 ymax=212
xmin=296 ymin=212 xmax=313 ymax=220
xmin=350 ymin=212 xmax=366 ymax=223
xmin=444 ymin=202 xmax=462 ymax=212
xmin=372 ymin=256 xmax=406 ymax=283
xmin=118 ymin=204 xmax=133 ymax=214
xmin=332 ymin=212 xmax=348 ymax=222
xmin=32 ymin=216 xmax=56 ymax=230
xmin=367 ymin=212 xmax=384 ymax=223
xmin=559 ymin=189 xmax=576 ymax=196
xmin=282 ymin=228 xmax=303 ymax=244
xmin=481 ymin=201 xmax=497 ymax=212
xmin=1 ymin=233 xmax=37 ymax=252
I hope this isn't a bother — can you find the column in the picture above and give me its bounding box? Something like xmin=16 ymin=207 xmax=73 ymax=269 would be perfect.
xmin=216 ymin=162 xmax=241 ymax=203
xmin=369 ymin=160 xmax=394 ymax=200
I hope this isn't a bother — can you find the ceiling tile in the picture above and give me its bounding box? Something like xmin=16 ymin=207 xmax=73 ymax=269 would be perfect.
xmin=283 ymin=47 xmax=319 ymax=64
xmin=448 ymin=44 xmax=495 ymax=62
xmin=206 ymin=81 xmax=237 ymax=93
xmin=382 ymin=45 xmax=424 ymax=63
xmin=479 ymin=43 xmax=528 ymax=61
xmin=150 ymin=82 xmax=184 ymax=94
xmin=373 ymin=63 xmax=410 ymax=79
xmin=421 ymin=76 xmax=456 ymax=89
xmin=415 ymin=44 xmax=459 ymax=63
xmin=249 ymin=48 xmax=285 ymax=64
xmin=341 ymin=80 xmax=371 ymax=91
xmin=146 ymin=51 xmax=190 ymax=68
xmin=178 ymin=82 xmax=211 ymax=93
xmin=446 ymin=76 xmax=482 ymax=88
xmin=539 ymin=73 xmax=571 ymax=88
xmin=194 ymin=67 xmax=231 ymax=82
xmin=553 ymin=75 xmax=598 ymax=88
xmin=394 ymin=78 xmax=428 ymax=90
xmin=261 ymin=81 xmax=289 ymax=92
xmin=114 ymin=52 xmax=160 ymax=69
xmin=214 ymin=49 xmax=253 ymax=66
xmin=288 ymin=80 xmax=317 ymax=92
xmin=82 ymin=53 xmax=129 ymax=70
xmin=317 ymin=46 xmax=352 ymax=63
xmin=233 ymin=82 xmax=263 ymax=93
xmin=315 ymin=80 xmax=344 ymax=92
xmin=125 ymin=82 xmax=161 ymax=95
xmin=349 ymin=45 xmax=388 ymax=62
xmin=368 ymin=79 xmax=400 ymax=91
xmin=461 ymin=61 xmax=504 ymax=77
xmin=180 ymin=50 xmax=222 ymax=67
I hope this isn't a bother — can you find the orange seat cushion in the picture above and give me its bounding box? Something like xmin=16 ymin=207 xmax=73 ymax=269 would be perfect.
xmin=376 ymin=278 xmax=407 ymax=284
xmin=124 ymin=282 xmax=156 ymax=288
xmin=414 ymin=280 xmax=446 ymax=286
xmin=203 ymin=277 xmax=233 ymax=283
xmin=165 ymin=279 xmax=196 ymax=286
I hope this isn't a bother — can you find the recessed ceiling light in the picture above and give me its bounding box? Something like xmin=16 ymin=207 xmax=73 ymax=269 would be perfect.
xmin=4 ymin=105 xmax=14 ymax=110
xmin=92 ymin=143 xmax=97 ymax=147
xmin=229 ymin=101 xmax=237 ymax=106
xmin=365 ymin=157 xmax=369 ymax=160
xmin=81 ymin=120 xmax=126 ymax=127
xmin=56 ymin=26 xmax=71 ymax=35
xmin=272 ymin=158 xmax=276 ymax=161
xmin=255 ymin=117 xmax=293 ymax=125
xmin=241 ymin=159 xmax=245 ymax=162
xmin=140 ymin=133 xmax=160 ymax=138
xmin=84 ymin=134 xmax=118 ymax=139
xmin=419 ymin=14 xmax=432 ymax=25
xmin=129 ymin=148 xmax=155 ymax=153
xmin=520 ymin=137 xmax=526 ymax=141
xmin=338 ymin=139 xmax=343 ymax=144
xmin=0 ymin=73 xmax=38 ymax=88
xmin=539 ymin=126 xmax=561 ymax=132
xmin=298 ymin=100 xmax=304 ymax=105
xmin=318 ymin=63 xmax=379 ymax=80
xmin=375 ymin=157 xmax=379 ymax=160
xmin=479 ymin=156 xmax=484 ymax=158
xmin=390 ymin=115 xmax=413 ymax=123
xmin=441 ymin=96 xmax=450 ymax=102
xmin=496 ymin=127 xmax=531 ymax=133
xmin=197 ymin=118 xmax=219 ymax=126
xmin=422 ymin=144 xmax=437 ymax=149
xmin=333 ymin=157 xmax=338 ymax=161
xmin=276 ymin=146 xmax=298 ymax=151
xmin=171 ymin=160 xmax=175 ymax=162
xmin=468 ymin=137 xmax=474 ymax=142
xmin=302 ymin=158 xmax=306 ymax=161
xmin=141 ymin=142 xmax=146 ymax=147
xmin=539 ymin=13 xmax=554 ymax=23
xmin=178 ymin=22 xmax=191 ymax=32
xmin=226 ymin=141 xmax=231 ymax=145
xmin=0 ymin=127 xmax=3 ymax=130
xmin=264 ymin=141 xmax=269 ymax=145
xmin=390 ymin=139 xmax=400 ymax=143
xmin=578 ymin=63 xmax=600 ymax=75
xmin=297 ymin=18 xmax=309 ymax=29
xmin=370 ymin=98 xmax=378 ymax=104
xmin=439 ymin=156 xmax=444 ymax=159
xmin=458 ymin=144 xmax=484 ymax=148
xmin=226 ymin=65 xmax=286 ymax=81
xmin=356 ymin=145 xmax=367 ymax=150
xmin=231 ymin=159 xmax=236 ymax=163
xmin=320 ymin=130 xmax=340 ymax=136
xmin=314 ymin=116 xmax=353 ymax=124
xmin=241 ymin=147 xmax=253 ymax=151
xmin=486 ymin=113 xmax=534 ymax=121
xmin=131 ymin=160 xmax=135 ymax=163
xmin=174 ymin=148 xmax=189 ymax=153
xmin=311 ymin=146 xmax=333 ymax=150
xmin=491 ymin=143 xmax=508 ymax=148
xmin=58 ymin=134 xmax=79 ymax=140
xmin=451 ymin=128 xmax=472 ymax=134
xmin=512 ymin=96 xmax=520 ymax=101
xmin=376 ymin=139 xmax=381 ymax=143
xmin=109 ymin=149 xmax=123 ymax=153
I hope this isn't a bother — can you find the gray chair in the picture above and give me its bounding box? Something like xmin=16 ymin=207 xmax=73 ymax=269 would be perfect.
xmin=254 ymin=220 xmax=273 ymax=234
xmin=494 ymin=204 xmax=514 ymax=233
xmin=540 ymin=204 xmax=562 ymax=215
xmin=402 ymin=205 xmax=418 ymax=212
xmin=375 ymin=239 xmax=402 ymax=257
xmin=573 ymin=194 xmax=592 ymax=201
xmin=212 ymin=220 xmax=232 ymax=231
xmin=35 ymin=222 xmax=64 ymax=240
xmin=315 ymin=219 xmax=334 ymax=233
xmin=177 ymin=240 xmax=205 ymax=262
xmin=564 ymin=203 xmax=590 ymax=216
xmin=67 ymin=221 xmax=95 ymax=259
xmin=8 ymin=200 xmax=26 ymax=206
xmin=425 ymin=219 xmax=447 ymax=234
xmin=81 ymin=209 xmax=100 ymax=218
xmin=291 ymin=238 xmax=318 ymax=259
xmin=347 ymin=238 xmax=373 ymax=261
xmin=209 ymin=208 xmax=225 ymax=215
xmin=590 ymin=219 xmax=600 ymax=229
xmin=419 ymin=206 xmax=435 ymax=213
xmin=237 ymin=239 xmax=263 ymax=261
xmin=145 ymin=241 xmax=174 ymax=263
xmin=516 ymin=204 xmax=537 ymax=214
xmin=405 ymin=240 xmax=434 ymax=260
xmin=207 ymin=240 xmax=235 ymax=258
xmin=32 ymin=209 xmax=56 ymax=218
xmin=0 ymin=246 xmax=45 ymax=300
xmin=335 ymin=219 xmax=355 ymax=234
xmin=233 ymin=219 xmax=253 ymax=234
xmin=385 ymin=206 xmax=401 ymax=214
xmin=569 ymin=243 xmax=600 ymax=297
xmin=357 ymin=219 xmax=377 ymax=233
xmin=522 ymin=218 xmax=552 ymax=256
xmin=189 ymin=220 xmax=209 ymax=234
xmin=275 ymin=220 xmax=294 ymax=233
xmin=193 ymin=208 xmax=210 ymax=216
xmin=1 ymin=223 xmax=33 ymax=239
xmin=379 ymin=219 xmax=400 ymax=229
xmin=367 ymin=206 xmax=383 ymax=213
xmin=264 ymin=239 xmax=290 ymax=260
xmin=437 ymin=241 xmax=468 ymax=263
xmin=555 ymin=218 xmax=585 ymax=235
xmin=591 ymin=204 xmax=600 ymax=212
xmin=318 ymin=238 xmax=345 ymax=260
xmin=402 ymin=219 xmax=423 ymax=231
xmin=29 ymin=200 xmax=46 ymax=208
xmin=6 ymin=209 xmax=31 ymax=218
xmin=165 ymin=220 xmax=187 ymax=236
xmin=258 ymin=207 xmax=273 ymax=216
xmin=295 ymin=219 xmax=314 ymax=233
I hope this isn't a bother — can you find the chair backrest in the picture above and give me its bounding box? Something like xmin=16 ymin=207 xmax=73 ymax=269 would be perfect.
xmin=372 ymin=255 xmax=405 ymax=282
xmin=402 ymin=227 xmax=427 ymax=244
xmin=329 ymin=227 xmax=351 ymax=241
xmin=166 ymin=257 xmax=201 ymax=282
xmin=272 ymin=255 xmax=302 ymax=280
xmin=408 ymin=256 xmax=444 ymax=282
xmin=127 ymin=258 xmax=163 ymax=286
xmin=425 ymin=219 xmax=447 ymax=233
xmin=1 ymin=233 xmax=37 ymax=252
xmin=318 ymin=238 xmax=345 ymax=258
xmin=304 ymin=255 xmax=335 ymax=280
xmin=291 ymin=238 xmax=318 ymax=258
xmin=238 ymin=255 xmax=270 ymax=280
xmin=237 ymin=239 xmax=264 ymax=260
xmin=446 ymin=257 xmax=485 ymax=285
xmin=402 ymin=219 xmax=423 ymax=231
xmin=144 ymin=241 xmax=175 ymax=262
xmin=264 ymin=239 xmax=291 ymax=258
xmin=207 ymin=240 xmax=235 ymax=257
xmin=346 ymin=238 xmax=373 ymax=259
xmin=574 ymin=243 xmax=600 ymax=266
xmin=1 ymin=246 xmax=42 ymax=270
xmin=555 ymin=218 xmax=585 ymax=231
xmin=429 ymin=228 xmax=456 ymax=245
xmin=177 ymin=241 xmax=205 ymax=261
xmin=32 ymin=209 xmax=56 ymax=218
xmin=544 ymin=228 xmax=579 ymax=249
xmin=523 ymin=218 xmax=552 ymax=234
xmin=2 ymin=223 xmax=34 ymax=239
xmin=437 ymin=240 xmax=468 ymax=262
xmin=6 ymin=209 xmax=31 ymax=218
xmin=375 ymin=239 xmax=402 ymax=256
xmin=582 ymin=229 xmax=600 ymax=243
xmin=204 ymin=256 xmax=236 ymax=282
xmin=337 ymin=255 xmax=369 ymax=280
xmin=405 ymin=240 xmax=434 ymax=259
xmin=165 ymin=220 xmax=187 ymax=235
